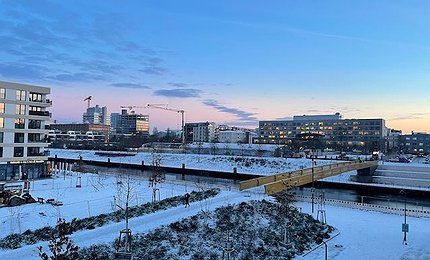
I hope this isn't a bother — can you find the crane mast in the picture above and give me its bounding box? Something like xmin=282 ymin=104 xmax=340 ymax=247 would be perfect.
xmin=147 ymin=104 xmax=185 ymax=147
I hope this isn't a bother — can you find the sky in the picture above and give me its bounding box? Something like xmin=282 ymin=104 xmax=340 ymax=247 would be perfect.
xmin=0 ymin=0 xmax=429 ymax=133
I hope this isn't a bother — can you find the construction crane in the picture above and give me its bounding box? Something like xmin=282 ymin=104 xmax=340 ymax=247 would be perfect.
xmin=84 ymin=96 xmax=92 ymax=109
xmin=147 ymin=104 xmax=185 ymax=147
xmin=120 ymin=105 xmax=146 ymax=113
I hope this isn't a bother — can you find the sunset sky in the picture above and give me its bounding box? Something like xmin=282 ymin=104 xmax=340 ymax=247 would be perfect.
xmin=0 ymin=1 xmax=429 ymax=133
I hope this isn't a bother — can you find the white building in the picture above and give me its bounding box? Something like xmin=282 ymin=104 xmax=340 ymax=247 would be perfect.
xmin=192 ymin=122 xmax=217 ymax=143
xmin=0 ymin=81 xmax=51 ymax=180
xmin=83 ymin=105 xmax=110 ymax=125
xmin=218 ymin=130 xmax=247 ymax=143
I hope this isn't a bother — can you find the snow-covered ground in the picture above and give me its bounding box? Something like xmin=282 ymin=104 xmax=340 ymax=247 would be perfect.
xmin=49 ymin=148 xmax=336 ymax=176
xmin=2 ymin=186 xmax=430 ymax=259
xmin=0 ymin=170 xmax=227 ymax=239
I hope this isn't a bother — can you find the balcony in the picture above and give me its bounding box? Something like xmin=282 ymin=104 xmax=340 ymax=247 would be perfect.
xmin=29 ymin=110 xmax=50 ymax=117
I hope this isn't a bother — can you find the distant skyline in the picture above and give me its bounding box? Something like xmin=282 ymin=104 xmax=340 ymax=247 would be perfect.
xmin=0 ymin=0 xmax=429 ymax=133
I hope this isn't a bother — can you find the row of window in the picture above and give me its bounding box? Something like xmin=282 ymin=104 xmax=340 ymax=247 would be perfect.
xmin=0 ymin=147 xmax=44 ymax=158
xmin=0 ymin=118 xmax=43 ymax=129
xmin=0 ymin=103 xmax=46 ymax=116
xmin=0 ymin=88 xmax=45 ymax=102
xmin=0 ymin=132 xmax=44 ymax=143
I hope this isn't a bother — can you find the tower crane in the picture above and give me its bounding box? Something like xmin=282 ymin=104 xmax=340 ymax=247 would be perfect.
xmin=84 ymin=96 xmax=92 ymax=109
xmin=147 ymin=104 xmax=185 ymax=147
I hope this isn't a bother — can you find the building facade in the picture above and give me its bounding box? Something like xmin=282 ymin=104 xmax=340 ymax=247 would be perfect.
xmin=399 ymin=132 xmax=430 ymax=155
xmin=256 ymin=113 xmax=388 ymax=153
xmin=83 ymin=105 xmax=110 ymax=125
xmin=0 ymin=81 xmax=51 ymax=180
xmin=184 ymin=122 xmax=217 ymax=143
xmin=111 ymin=109 xmax=150 ymax=136
xmin=218 ymin=130 xmax=247 ymax=143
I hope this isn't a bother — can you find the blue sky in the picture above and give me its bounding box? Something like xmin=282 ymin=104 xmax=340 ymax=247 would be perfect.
xmin=0 ymin=0 xmax=429 ymax=132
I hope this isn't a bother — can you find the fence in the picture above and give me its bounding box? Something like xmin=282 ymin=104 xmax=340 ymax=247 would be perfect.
xmin=294 ymin=195 xmax=430 ymax=218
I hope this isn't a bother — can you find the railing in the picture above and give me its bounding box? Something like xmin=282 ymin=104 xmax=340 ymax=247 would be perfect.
xmin=294 ymin=195 xmax=430 ymax=218
xmin=29 ymin=110 xmax=50 ymax=117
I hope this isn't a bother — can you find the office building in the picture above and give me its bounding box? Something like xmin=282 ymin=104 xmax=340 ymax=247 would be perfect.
xmin=83 ymin=105 xmax=110 ymax=125
xmin=399 ymin=132 xmax=430 ymax=155
xmin=256 ymin=113 xmax=388 ymax=153
xmin=0 ymin=81 xmax=51 ymax=180
xmin=111 ymin=109 xmax=149 ymax=136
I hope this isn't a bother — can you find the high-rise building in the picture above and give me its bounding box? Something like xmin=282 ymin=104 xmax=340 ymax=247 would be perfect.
xmin=256 ymin=113 xmax=388 ymax=152
xmin=110 ymin=109 xmax=149 ymax=136
xmin=0 ymin=81 xmax=51 ymax=180
xmin=83 ymin=105 xmax=110 ymax=125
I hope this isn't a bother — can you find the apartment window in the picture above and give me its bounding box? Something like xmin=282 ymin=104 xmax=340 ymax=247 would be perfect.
xmin=0 ymin=132 xmax=3 ymax=143
xmin=0 ymin=117 xmax=4 ymax=128
xmin=29 ymin=92 xmax=43 ymax=102
xmin=0 ymin=103 xmax=4 ymax=113
xmin=27 ymin=147 xmax=41 ymax=157
xmin=28 ymin=119 xmax=42 ymax=129
xmin=0 ymin=147 xmax=3 ymax=157
xmin=0 ymin=88 xmax=5 ymax=99
xmin=14 ymin=133 xmax=24 ymax=143
xmin=28 ymin=133 xmax=43 ymax=143
xmin=16 ymin=90 xmax=26 ymax=101
xmin=15 ymin=118 xmax=25 ymax=129
xmin=14 ymin=147 xmax=24 ymax=157
xmin=16 ymin=104 xmax=26 ymax=115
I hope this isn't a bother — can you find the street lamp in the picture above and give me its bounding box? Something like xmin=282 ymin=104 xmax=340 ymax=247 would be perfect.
xmin=315 ymin=237 xmax=328 ymax=260
xmin=399 ymin=190 xmax=408 ymax=245
xmin=311 ymin=158 xmax=316 ymax=213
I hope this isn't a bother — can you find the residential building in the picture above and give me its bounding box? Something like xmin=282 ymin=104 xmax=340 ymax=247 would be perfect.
xmin=399 ymin=132 xmax=430 ymax=155
xmin=218 ymin=130 xmax=247 ymax=143
xmin=184 ymin=122 xmax=217 ymax=143
xmin=0 ymin=81 xmax=51 ymax=180
xmin=111 ymin=109 xmax=149 ymax=136
xmin=256 ymin=113 xmax=388 ymax=153
xmin=83 ymin=105 xmax=110 ymax=125
xmin=387 ymin=129 xmax=402 ymax=152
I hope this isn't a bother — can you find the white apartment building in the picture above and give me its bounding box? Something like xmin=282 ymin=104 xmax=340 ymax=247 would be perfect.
xmin=218 ymin=130 xmax=247 ymax=143
xmin=0 ymin=81 xmax=51 ymax=180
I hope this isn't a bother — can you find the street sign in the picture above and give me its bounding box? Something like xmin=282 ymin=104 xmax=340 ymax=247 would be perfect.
xmin=402 ymin=223 xmax=409 ymax=233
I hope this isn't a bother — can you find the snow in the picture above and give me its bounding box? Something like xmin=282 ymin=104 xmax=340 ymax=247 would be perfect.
xmin=1 ymin=182 xmax=430 ymax=259
xmin=0 ymin=171 xmax=223 ymax=239
xmin=298 ymin=201 xmax=430 ymax=260
xmin=49 ymin=148 xmax=336 ymax=176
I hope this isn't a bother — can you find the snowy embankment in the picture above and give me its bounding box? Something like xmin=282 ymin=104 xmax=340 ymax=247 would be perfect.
xmin=49 ymin=148 xmax=335 ymax=176
xmin=0 ymin=171 xmax=221 ymax=239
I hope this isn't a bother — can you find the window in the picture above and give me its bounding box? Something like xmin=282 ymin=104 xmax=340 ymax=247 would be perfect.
xmin=29 ymin=92 xmax=43 ymax=102
xmin=0 ymin=103 xmax=4 ymax=113
xmin=0 ymin=147 xmax=3 ymax=157
xmin=0 ymin=88 xmax=5 ymax=99
xmin=16 ymin=104 xmax=26 ymax=115
xmin=27 ymin=147 xmax=41 ymax=157
xmin=28 ymin=133 xmax=43 ymax=143
xmin=15 ymin=118 xmax=25 ymax=129
xmin=0 ymin=117 xmax=4 ymax=128
xmin=0 ymin=132 xmax=3 ymax=143
xmin=28 ymin=119 xmax=42 ymax=129
xmin=14 ymin=147 xmax=24 ymax=157
xmin=16 ymin=90 xmax=26 ymax=101
xmin=14 ymin=133 xmax=24 ymax=143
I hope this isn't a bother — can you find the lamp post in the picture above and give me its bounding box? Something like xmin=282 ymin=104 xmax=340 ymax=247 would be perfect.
xmin=315 ymin=237 xmax=328 ymax=260
xmin=400 ymin=190 xmax=408 ymax=245
xmin=311 ymin=158 xmax=316 ymax=213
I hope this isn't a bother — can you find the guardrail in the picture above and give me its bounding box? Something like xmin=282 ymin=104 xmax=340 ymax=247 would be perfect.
xmin=239 ymin=160 xmax=377 ymax=194
xmin=294 ymin=195 xmax=430 ymax=218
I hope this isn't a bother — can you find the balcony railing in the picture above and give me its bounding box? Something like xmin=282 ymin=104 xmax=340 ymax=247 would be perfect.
xmin=29 ymin=110 xmax=50 ymax=117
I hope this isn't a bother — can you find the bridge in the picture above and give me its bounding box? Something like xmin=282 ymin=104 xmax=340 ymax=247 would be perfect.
xmin=240 ymin=160 xmax=378 ymax=195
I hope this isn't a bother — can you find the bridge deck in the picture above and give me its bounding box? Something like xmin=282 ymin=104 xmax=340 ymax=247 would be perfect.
xmin=239 ymin=160 xmax=378 ymax=195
